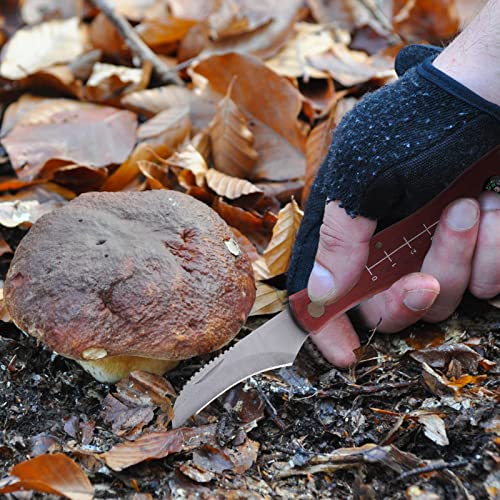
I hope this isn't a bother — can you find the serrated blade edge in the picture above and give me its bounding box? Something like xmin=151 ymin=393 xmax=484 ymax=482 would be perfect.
xmin=172 ymin=308 xmax=308 ymax=428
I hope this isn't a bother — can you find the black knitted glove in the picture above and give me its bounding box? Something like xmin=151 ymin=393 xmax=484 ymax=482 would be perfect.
xmin=288 ymin=44 xmax=500 ymax=295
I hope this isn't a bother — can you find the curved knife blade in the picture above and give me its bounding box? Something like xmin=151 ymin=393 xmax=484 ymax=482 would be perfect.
xmin=172 ymin=309 xmax=307 ymax=428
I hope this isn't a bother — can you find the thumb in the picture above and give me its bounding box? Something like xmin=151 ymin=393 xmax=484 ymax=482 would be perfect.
xmin=308 ymin=201 xmax=377 ymax=304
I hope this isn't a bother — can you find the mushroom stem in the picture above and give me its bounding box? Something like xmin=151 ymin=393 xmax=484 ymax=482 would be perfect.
xmin=77 ymin=356 xmax=178 ymax=383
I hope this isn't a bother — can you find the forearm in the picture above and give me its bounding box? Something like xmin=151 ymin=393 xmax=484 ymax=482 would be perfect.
xmin=433 ymin=0 xmax=500 ymax=105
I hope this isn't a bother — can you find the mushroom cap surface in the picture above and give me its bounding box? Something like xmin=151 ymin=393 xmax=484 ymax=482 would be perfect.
xmin=5 ymin=190 xmax=255 ymax=362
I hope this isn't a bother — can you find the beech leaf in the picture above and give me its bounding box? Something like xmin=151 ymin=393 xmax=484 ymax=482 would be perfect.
xmin=206 ymin=169 xmax=262 ymax=200
xmin=0 ymin=18 xmax=87 ymax=80
xmin=101 ymin=430 xmax=184 ymax=471
xmin=250 ymin=282 xmax=287 ymax=316
xmin=262 ymin=198 xmax=303 ymax=277
xmin=209 ymin=84 xmax=258 ymax=178
xmin=0 ymin=453 xmax=94 ymax=500
xmin=165 ymin=144 xmax=208 ymax=188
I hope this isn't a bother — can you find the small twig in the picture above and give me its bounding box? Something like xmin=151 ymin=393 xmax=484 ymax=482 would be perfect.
xmin=319 ymin=380 xmax=413 ymax=398
xmin=249 ymin=377 xmax=286 ymax=430
xmin=395 ymin=459 xmax=469 ymax=482
xmin=89 ymin=0 xmax=183 ymax=86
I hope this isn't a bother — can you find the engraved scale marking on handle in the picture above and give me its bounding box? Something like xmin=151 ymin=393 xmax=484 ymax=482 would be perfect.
xmin=289 ymin=146 xmax=499 ymax=333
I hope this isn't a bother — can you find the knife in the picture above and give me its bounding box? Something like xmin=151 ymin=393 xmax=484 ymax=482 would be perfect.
xmin=172 ymin=147 xmax=499 ymax=428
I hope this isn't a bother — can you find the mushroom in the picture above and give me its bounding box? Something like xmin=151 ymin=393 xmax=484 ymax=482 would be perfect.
xmin=4 ymin=190 xmax=255 ymax=383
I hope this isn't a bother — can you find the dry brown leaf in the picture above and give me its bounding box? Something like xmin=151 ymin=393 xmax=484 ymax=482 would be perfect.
xmin=393 ymin=0 xmax=460 ymax=42
xmin=122 ymin=85 xmax=195 ymax=116
xmin=308 ymin=43 xmax=395 ymax=87
xmin=265 ymin=22 xmax=335 ymax=80
xmin=106 ymin=0 xmax=166 ymax=21
xmin=86 ymin=62 xmax=151 ymax=103
xmin=1 ymin=98 xmax=137 ymax=181
xmin=165 ymin=144 xmax=208 ymax=187
xmin=0 ymin=199 xmax=62 ymax=228
xmin=21 ymin=0 xmax=85 ymax=25
xmin=212 ymin=197 xmax=277 ymax=252
xmin=138 ymin=160 xmax=175 ymax=189
xmin=308 ymin=0 xmax=373 ymax=30
xmin=209 ymin=83 xmax=258 ymax=178
xmin=261 ymin=198 xmax=303 ymax=277
xmin=303 ymin=110 xmax=336 ymax=207
xmin=251 ymin=120 xmax=306 ymax=182
xmin=250 ymin=282 xmax=287 ymax=316
xmin=0 ymin=453 xmax=94 ymax=500
xmin=88 ymin=13 xmax=130 ymax=60
xmin=416 ymin=414 xmax=449 ymax=446
xmin=194 ymin=52 xmax=307 ymax=153
xmin=101 ymin=142 xmax=171 ymax=192
xmin=206 ymin=169 xmax=262 ymax=200
xmin=137 ymin=106 xmax=191 ymax=148
xmin=208 ymin=0 xmax=272 ymax=40
xmin=101 ymin=430 xmax=184 ymax=471
xmin=202 ymin=0 xmax=305 ymax=60
xmin=0 ymin=18 xmax=88 ymax=80
xmin=136 ymin=17 xmax=197 ymax=48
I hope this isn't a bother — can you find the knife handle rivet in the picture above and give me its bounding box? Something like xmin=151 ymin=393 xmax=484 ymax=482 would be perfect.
xmin=307 ymin=302 xmax=325 ymax=318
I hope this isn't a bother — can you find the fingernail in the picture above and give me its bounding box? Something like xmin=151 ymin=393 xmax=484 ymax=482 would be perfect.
xmin=446 ymin=199 xmax=479 ymax=231
xmin=403 ymin=289 xmax=439 ymax=312
xmin=308 ymin=262 xmax=335 ymax=304
xmin=480 ymin=192 xmax=500 ymax=211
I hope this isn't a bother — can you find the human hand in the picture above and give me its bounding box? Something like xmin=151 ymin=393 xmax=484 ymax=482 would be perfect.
xmin=288 ymin=44 xmax=500 ymax=367
xmin=300 ymin=193 xmax=499 ymax=367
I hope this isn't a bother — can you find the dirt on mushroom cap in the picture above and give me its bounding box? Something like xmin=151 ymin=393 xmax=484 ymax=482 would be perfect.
xmin=4 ymin=190 xmax=255 ymax=361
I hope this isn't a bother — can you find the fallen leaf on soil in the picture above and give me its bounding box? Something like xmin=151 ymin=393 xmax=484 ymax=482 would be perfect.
xmin=261 ymin=198 xmax=303 ymax=277
xmin=21 ymin=0 xmax=85 ymax=25
xmin=303 ymin=109 xmax=336 ymax=206
xmin=1 ymin=97 xmax=137 ymax=181
xmin=393 ymin=0 xmax=459 ymax=42
xmin=209 ymin=81 xmax=258 ymax=178
xmin=206 ymin=169 xmax=262 ymax=200
xmin=101 ymin=142 xmax=170 ymax=192
xmin=136 ymin=17 xmax=196 ymax=48
xmin=122 ymin=85 xmax=196 ymax=116
xmin=212 ymin=197 xmax=277 ymax=252
xmin=0 ymin=199 xmax=62 ymax=227
xmin=202 ymin=0 xmax=305 ymax=59
xmin=307 ymin=0 xmax=381 ymax=31
xmin=137 ymin=106 xmax=191 ymax=148
xmin=308 ymin=43 xmax=395 ymax=87
xmin=250 ymin=282 xmax=287 ymax=316
xmin=223 ymin=385 xmax=265 ymax=424
xmin=179 ymin=462 xmax=215 ymax=483
xmin=101 ymin=430 xmax=184 ymax=471
xmin=0 ymin=18 xmax=88 ymax=80
xmin=194 ymin=52 xmax=307 ymax=153
xmin=416 ymin=414 xmax=449 ymax=446
xmin=410 ymin=343 xmax=483 ymax=372
xmin=165 ymin=144 xmax=208 ymax=187
xmin=193 ymin=445 xmax=234 ymax=474
xmin=0 ymin=453 xmax=94 ymax=500
xmin=265 ymin=22 xmax=335 ymax=79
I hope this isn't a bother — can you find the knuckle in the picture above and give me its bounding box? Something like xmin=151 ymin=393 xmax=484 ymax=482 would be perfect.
xmin=318 ymin=220 xmax=350 ymax=253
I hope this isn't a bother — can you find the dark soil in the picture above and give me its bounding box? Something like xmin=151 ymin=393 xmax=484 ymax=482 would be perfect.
xmin=1 ymin=279 xmax=498 ymax=499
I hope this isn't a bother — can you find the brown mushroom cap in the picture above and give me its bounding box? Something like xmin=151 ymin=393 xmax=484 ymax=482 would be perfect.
xmin=5 ymin=190 xmax=255 ymax=379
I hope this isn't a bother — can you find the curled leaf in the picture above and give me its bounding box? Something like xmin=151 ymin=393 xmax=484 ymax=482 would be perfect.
xmin=165 ymin=144 xmax=208 ymax=188
xmin=0 ymin=453 xmax=94 ymax=500
xmin=250 ymin=282 xmax=287 ymax=316
xmin=206 ymin=169 xmax=262 ymax=200
xmin=262 ymin=198 xmax=303 ymax=277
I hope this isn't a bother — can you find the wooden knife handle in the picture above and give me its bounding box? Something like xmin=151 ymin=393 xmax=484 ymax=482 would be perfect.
xmin=289 ymin=146 xmax=500 ymax=334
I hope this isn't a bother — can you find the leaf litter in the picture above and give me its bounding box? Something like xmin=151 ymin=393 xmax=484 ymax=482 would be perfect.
xmin=0 ymin=0 xmax=498 ymax=498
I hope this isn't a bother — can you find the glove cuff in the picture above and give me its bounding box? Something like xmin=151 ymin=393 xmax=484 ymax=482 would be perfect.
xmin=418 ymin=58 xmax=500 ymax=122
